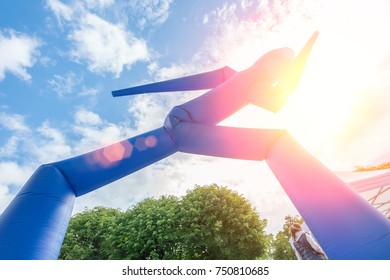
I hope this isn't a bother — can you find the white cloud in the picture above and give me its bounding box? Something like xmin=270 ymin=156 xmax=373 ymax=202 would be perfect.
xmin=120 ymin=0 xmax=173 ymax=28
xmin=79 ymin=86 xmax=99 ymax=97
xmin=240 ymin=0 xmax=256 ymax=10
xmin=47 ymin=0 xmax=173 ymax=29
xmin=0 ymin=183 xmax=13 ymax=213
xmin=0 ymin=112 xmax=31 ymax=133
xmin=30 ymin=121 xmax=72 ymax=163
xmin=46 ymin=0 xmax=74 ymax=23
xmin=83 ymin=0 xmax=114 ymax=9
xmin=151 ymin=62 xmax=194 ymax=80
xmin=0 ymin=113 xmax=31 ymax=161
xmin=37 ymin=121 xmax=67 ymax=143
xmin=0 ymin=116 xmax=71 ymax=164
xmin=69 ymin=13 xmax=149 ymax=77
xmin=127 ymin=94 xmax=169 ymax=131
xmin=203 ymin=3 xmax=237 ymax=24
xmin=0 ymin=161 xmax=34 ymax=213
xmin=0 ymin=30 xmax=40 ymax=81
xmin=46 ymin=0 xmax=154 ymax=77
xmin=75 ymin=109 xmax=103 ymax=126
xmin=48 ymin=71 xmax=100 ymax=97
xmin=48 ymin=72 xmax=79 ymax=97
xmin=0 ymin=161 xmax=32 ymax=187
xmin=0 ymin=136 xmax=20 ymax=158
xmin=72 ymin=108 xmax=134 ymax=154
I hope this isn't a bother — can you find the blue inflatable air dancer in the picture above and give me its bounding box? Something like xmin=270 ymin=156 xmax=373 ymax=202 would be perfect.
xmin=0 ymin=32 xmax=389 ymax=259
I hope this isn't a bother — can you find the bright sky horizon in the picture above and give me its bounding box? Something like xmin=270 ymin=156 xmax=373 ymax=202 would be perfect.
xmin=1 ymin=0 xmax=389 ymax=234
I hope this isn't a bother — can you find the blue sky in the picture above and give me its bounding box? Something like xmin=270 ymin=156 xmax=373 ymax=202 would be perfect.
xmin=0 ymin=1 xmax=207 ymax=125
xmin=1 ymin=0 xmax=390 ymax=233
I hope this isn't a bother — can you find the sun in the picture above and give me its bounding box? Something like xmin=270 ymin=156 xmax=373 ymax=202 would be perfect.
xmin=215 ymin=0 xmax=389 ymax=172
xmin=280 ymin=69 xmax=357 ymax=149
xmin=279 ymin=30 xmax=382 ymax=154
xmin=220 ymin=32 xmax=374 ymax=166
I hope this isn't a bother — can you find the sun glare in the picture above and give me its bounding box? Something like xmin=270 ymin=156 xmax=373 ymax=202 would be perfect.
xmin=191 ymin=0 xmax=390 ymax=176
xmin=222 ymin=29 xmax=382 ymax=166
xmin=280 ymin=28 xmax=383 ymax=154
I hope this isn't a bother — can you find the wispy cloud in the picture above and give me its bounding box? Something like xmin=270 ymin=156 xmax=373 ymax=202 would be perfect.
xmin=0 ymin=136 xmax=20 ymax=158
xmin=69 ymin=13 xmax=149 ymax=77
xmin=46 ymin=0 xmax=153 ymax=77
xmin=47 ymin=71 xmax=100 ymax=97
xmin=48 ymin=71 xmax=79 ymax=96
xmin=0 ymin=161 xmax=33 ymax=188
xmin=203 ymin=2 xmax=237 ymax=24
xmin=72 ymin=108 xmax=134 ymax=154
xmin=0 ymin=161 xmax=34 ymax=212
xmin=46 ymin=0 xmax=74 ymax=24
xmin=83 ymin=0 xmax=115 ymax=10
xmin=122 ymin=0 xmax=173 ymax=28
xmin=0 ymin=30 xmax=41 ymax=81
xmin=0 ymin=112 xmax=31 ymax=133
xmin=33 ymin=121 xmax=72 ymax=162
xmin=0 ymin=112 xmax=32 ymax=162
xmin=0 ymin=115 xmax=36 ymax=212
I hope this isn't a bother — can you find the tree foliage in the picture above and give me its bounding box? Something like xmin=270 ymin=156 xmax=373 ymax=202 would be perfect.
xmin=354 ymin=161 xmax=390 ymax=172
xmin=106 ymin=196 xmax=182 ymax=260
xmin=59 ymin=206 xmax=120 ymax=260
xmin=179 ymin=184 xmax=268 ymax=259
xmin=59 ymin=184 xmax=269 ymax=260
xmin=271 ymin=215 xmax=303 ymax=260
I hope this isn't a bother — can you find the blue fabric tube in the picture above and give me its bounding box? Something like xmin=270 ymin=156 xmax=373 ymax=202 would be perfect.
xmin=0 ymin=165 xmax=75 ymax=259
xmin=266 ymin=132 xmax=390 ymax=259
xmin=54 ymin=127 xmax=177 ymax=196
xmin=0 ymin=127 xmax=177 ymax=259
xmin=173 ymin=122 xmax=284 ymax=160
xmin=112 ymin=66 xmax=236 ymax=97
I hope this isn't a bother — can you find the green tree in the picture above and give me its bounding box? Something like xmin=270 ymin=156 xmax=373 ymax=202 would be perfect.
xmin=105 ymin=196 xmax=182 ymax=260
xmin=179 ymin=184 xmax=268 ymax=259
xmin=354 ymin=161 xmax=390 ymax=172
xmin=260 ymin=232 xmax=275 ymax=259
xmin=271 ymin=215 xmax=303 ymax=260
xmin=59 ymin=206 xmax=120 ymax=260
xmin=59 ymin=184 xmax=269 ymax=260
